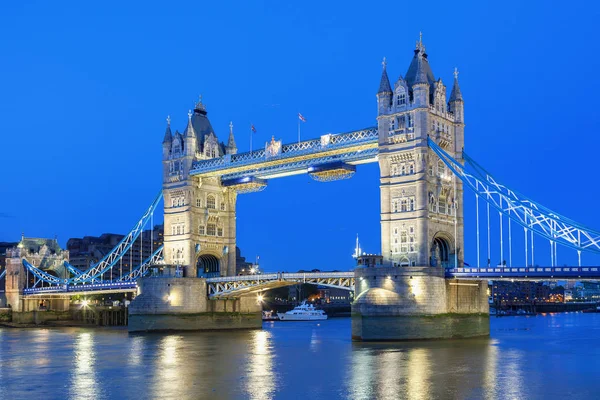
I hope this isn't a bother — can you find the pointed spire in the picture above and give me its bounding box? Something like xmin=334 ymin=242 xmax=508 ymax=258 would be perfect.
xmin=227 ymin=121 xmax=237 ymax=151
xmin=194 ymin=94 xmax=207 ymax=115
xmin=185 ymin=110 xmax=196 ymax=138
xmin=414 ymin=50 xmax=429 ymax=85
xmin=449 ymin=67 xmax=463 ymax=101
xmin=378 ymin=57 xmax=392 ymax=94
xmin=162 ymin=115 xmax=173 ymax=144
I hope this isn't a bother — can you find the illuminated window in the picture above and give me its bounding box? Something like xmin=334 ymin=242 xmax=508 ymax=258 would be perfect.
xmin=220 ymin=202 xmax=225 ymax=211
xmin=198 ymin=226 xmax=205 ymax=235
xmin=207 ymin=195 xmax=216 ymax=209
xmin=196 ymin=198 xmax=202 ymax=207
xmin=207 ymin=224 xmax=216 ymax=236
xmin=217 ymin=228 xmax=223 ymax=236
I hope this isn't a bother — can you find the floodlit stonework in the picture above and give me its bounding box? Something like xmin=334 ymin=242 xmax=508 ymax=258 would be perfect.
xmin=162 ymin=101 xmax=238 ymax=277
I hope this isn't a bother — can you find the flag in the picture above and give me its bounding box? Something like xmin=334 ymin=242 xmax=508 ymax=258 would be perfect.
xmin=298 ymin=113 xmax=306 ymax=122
xmin=251 ymin=124 xmax=256 ymax=133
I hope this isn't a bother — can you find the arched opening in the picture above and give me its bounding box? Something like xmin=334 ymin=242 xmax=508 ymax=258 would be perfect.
xmin=197 ymin=254 xmax=220 ymax=278
xmin=430 ymin=236 xmax=450 ymax=268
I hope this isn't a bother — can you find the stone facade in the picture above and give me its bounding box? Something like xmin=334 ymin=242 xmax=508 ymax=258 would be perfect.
xmin=352 ymin=37 xmax=488 ymax=341
xmin=128 ymin=276 xmax=261 ymax=332
xmin=5 ymin=237 xmax=69 ymax=312
xmin=377 ymin=37 xmax=464 ymax=269
xmin=162 ymin=101 xmax=238 ymax=277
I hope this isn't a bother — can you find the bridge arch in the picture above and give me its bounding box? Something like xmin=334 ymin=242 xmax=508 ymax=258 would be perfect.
xmin=430 ymin=232 xmax=454 ymax=268
xmin=196 ymin=253 xmax=221 ymax=278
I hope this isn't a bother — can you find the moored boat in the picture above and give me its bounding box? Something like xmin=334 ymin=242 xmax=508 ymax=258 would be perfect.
xmin=277 ymin=301 xmax=327 ymax=321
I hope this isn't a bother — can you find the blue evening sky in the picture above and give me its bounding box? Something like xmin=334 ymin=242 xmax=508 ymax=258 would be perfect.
xmin=1 ymin=0 xmax=599 ymax=270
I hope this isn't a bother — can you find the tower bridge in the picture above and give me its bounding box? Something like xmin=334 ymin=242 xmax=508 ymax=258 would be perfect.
xmin=4 ymin=35 xmax=600 ymax=339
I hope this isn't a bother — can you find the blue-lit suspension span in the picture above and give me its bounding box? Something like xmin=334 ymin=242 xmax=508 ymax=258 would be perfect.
xmin=13 ymin=129 xmax=600 ymax=297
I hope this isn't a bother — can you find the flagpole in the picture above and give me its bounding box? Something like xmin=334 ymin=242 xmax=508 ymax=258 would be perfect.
xmin=250 ymin=123 xmax=253 ymax=154
xmin=298 ymin=114 xmax=300 ymax=143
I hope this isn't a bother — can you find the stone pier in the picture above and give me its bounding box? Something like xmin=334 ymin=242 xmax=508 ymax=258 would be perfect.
xmin=128 ymin=276 xmax=262 ymax=332
xmin=352 ymin=266 xmax=489 ymax=341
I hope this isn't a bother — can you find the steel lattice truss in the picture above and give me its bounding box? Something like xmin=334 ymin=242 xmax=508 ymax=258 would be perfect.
xmin=118 ymin=245 xmax=164 ymax=282
xmin=190 ymin=127 xmax=379 ymax=179
xmin=428 ymin=138 xmax=600 ymax=255
xmin=207 ymin=272 xmax=355 ymax=298
xmin=22 ymin=191 xmax=163 ymax=286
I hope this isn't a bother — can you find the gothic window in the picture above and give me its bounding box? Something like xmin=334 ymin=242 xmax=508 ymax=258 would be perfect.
xmin=207 ymin=224 xmax=216 ymax=236
xmin=217 ymin=227 xmax=223 ymax=237
xmin=409 ymin=198 xmax=415 ymax=211
xmin=428 ymin=164 xmax=433 ymax=176
xmin=407 ymin=114 xmax=413 ymax=128
xmin=401 ymin=164 xmax=406 ymax=175
xmin=438 ymin=161 xmax=446 ymax=177
xmin=198 ymin=225 xmax=205 ymax=235
xmin=394 ymin=228 xmax=398 ymax=235
xmin=196 ymin=198 xmax=202 ymax=207
xmin=392 ymin=200 xmax=399 ymax=213
xmin=394 ymin=238 xmax=398 ymax=244
xmin=401 ymin=199 xmax=408 ymax=212
xmin=409 ymin=162 xmax=415 ymax=175
xmin=409 ymin=226 xmax=414 ymax=234
xmin=391 ymin=164 xmax=398 ymax=176
xmin=211 ymin=149 xmax=216 ymax=158
xmin=397 ymin=93 xmax=406 ymax=106
xmin=169 ymin=163 xmax=174 ymax=173
xmin=207 ymin=195 xmax=216 ymax=209
xmin=220 ymin=202 xmax=225 ymax=211
xmin=439 ymin=198 xmax=447 ymax=214
xmin=399 ymin=115 xmax=405 ymax=128
xmin=400 ymin=232 xmax=408 ymax=253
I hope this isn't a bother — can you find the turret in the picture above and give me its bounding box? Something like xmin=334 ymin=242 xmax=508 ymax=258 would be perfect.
xmin=405 ymin=33 xmax=434 ymax=107
xmin=377 ymin=57 xmax=393 ymax=116
xmin=226 ymin=121 xmax=237 ymax=155
xmin=448 ymin=68 xmax=464 ymax=123
xmin=184 ymin=110 xmax=197 ymax=157
xmin=162 ymin=115 xmax=173 ymax=159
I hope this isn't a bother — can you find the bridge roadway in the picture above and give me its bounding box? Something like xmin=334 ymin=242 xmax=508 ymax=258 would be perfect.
xmin=19 ymin=267 xmax=600 ymax=298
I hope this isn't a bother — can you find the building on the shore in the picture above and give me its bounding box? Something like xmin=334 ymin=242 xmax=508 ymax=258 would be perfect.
xmin=0 ymin=242 xmax=18 ymax=307
xmin=67 ymin=225 xmax=164 ymax=274
xmin=490 ymin=281 xmax=564 ymax=305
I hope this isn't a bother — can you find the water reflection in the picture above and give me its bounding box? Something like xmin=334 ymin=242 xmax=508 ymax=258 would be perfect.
xmin=1 ymin=314 xmax=598 ymax=399
xmin=245 ymin=330 xmax=275 ymax=400
xmin=69 ymin=332 xmax=99 ymax=400
xmin=405 ymin=348 xmax=431 ymax=400
xmin=152 ymin=335 xmax=183 ymax=397
xmin=128 ymin=335 xmax=145 ymax=366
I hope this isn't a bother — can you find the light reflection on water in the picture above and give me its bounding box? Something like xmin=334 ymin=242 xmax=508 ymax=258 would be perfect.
xmin=0 ymin=313 xmax=599 ymax=399
xmin=70 ymin=332 xmax=99 ymax=400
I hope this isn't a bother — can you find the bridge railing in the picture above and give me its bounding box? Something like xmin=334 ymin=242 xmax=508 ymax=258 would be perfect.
xmin=447 ymin=266 xmax=600 ymax=274
xmin=191 ymin=127 xmax=378 ymax=175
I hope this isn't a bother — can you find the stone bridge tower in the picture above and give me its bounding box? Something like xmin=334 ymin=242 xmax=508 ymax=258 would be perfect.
xmin=376 ymin=35 xmax=465 ymax=269
xmin=352 ymin=36 xmax=488 ymax=341
xmin=162 ymin=98 xmax=238 ymax=277
xmin=5 ymin=237 xmax=69 ymax=312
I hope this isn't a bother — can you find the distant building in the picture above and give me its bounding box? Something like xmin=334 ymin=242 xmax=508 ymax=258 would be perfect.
xmin=316 ymin=285 xmax=352 ymax=304
xmin=491 ymin=281 xmax=563 ymax=304
xmin=67 ymin=224 xmax=164 ymax=275
xmin=0 ymin=242 xmax=18 ymax=307
xmin=235 ymin=247 xmax=253 ymax=275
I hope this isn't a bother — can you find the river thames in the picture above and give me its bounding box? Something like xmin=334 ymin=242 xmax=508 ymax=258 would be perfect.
xmin=1 ymin=313 xmax=599 ymax=399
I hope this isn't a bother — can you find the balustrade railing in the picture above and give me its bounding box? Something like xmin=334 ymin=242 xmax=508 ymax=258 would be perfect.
xmin=191 ymin=127 xmax=377 ymax=174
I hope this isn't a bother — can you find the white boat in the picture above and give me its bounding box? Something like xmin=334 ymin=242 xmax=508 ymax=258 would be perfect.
xmin=277 ymin=301 xmax=328 ymax=321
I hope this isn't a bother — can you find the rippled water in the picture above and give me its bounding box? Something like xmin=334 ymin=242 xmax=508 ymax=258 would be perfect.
xmin=1 ymin=313 xmax=599 ymax=399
